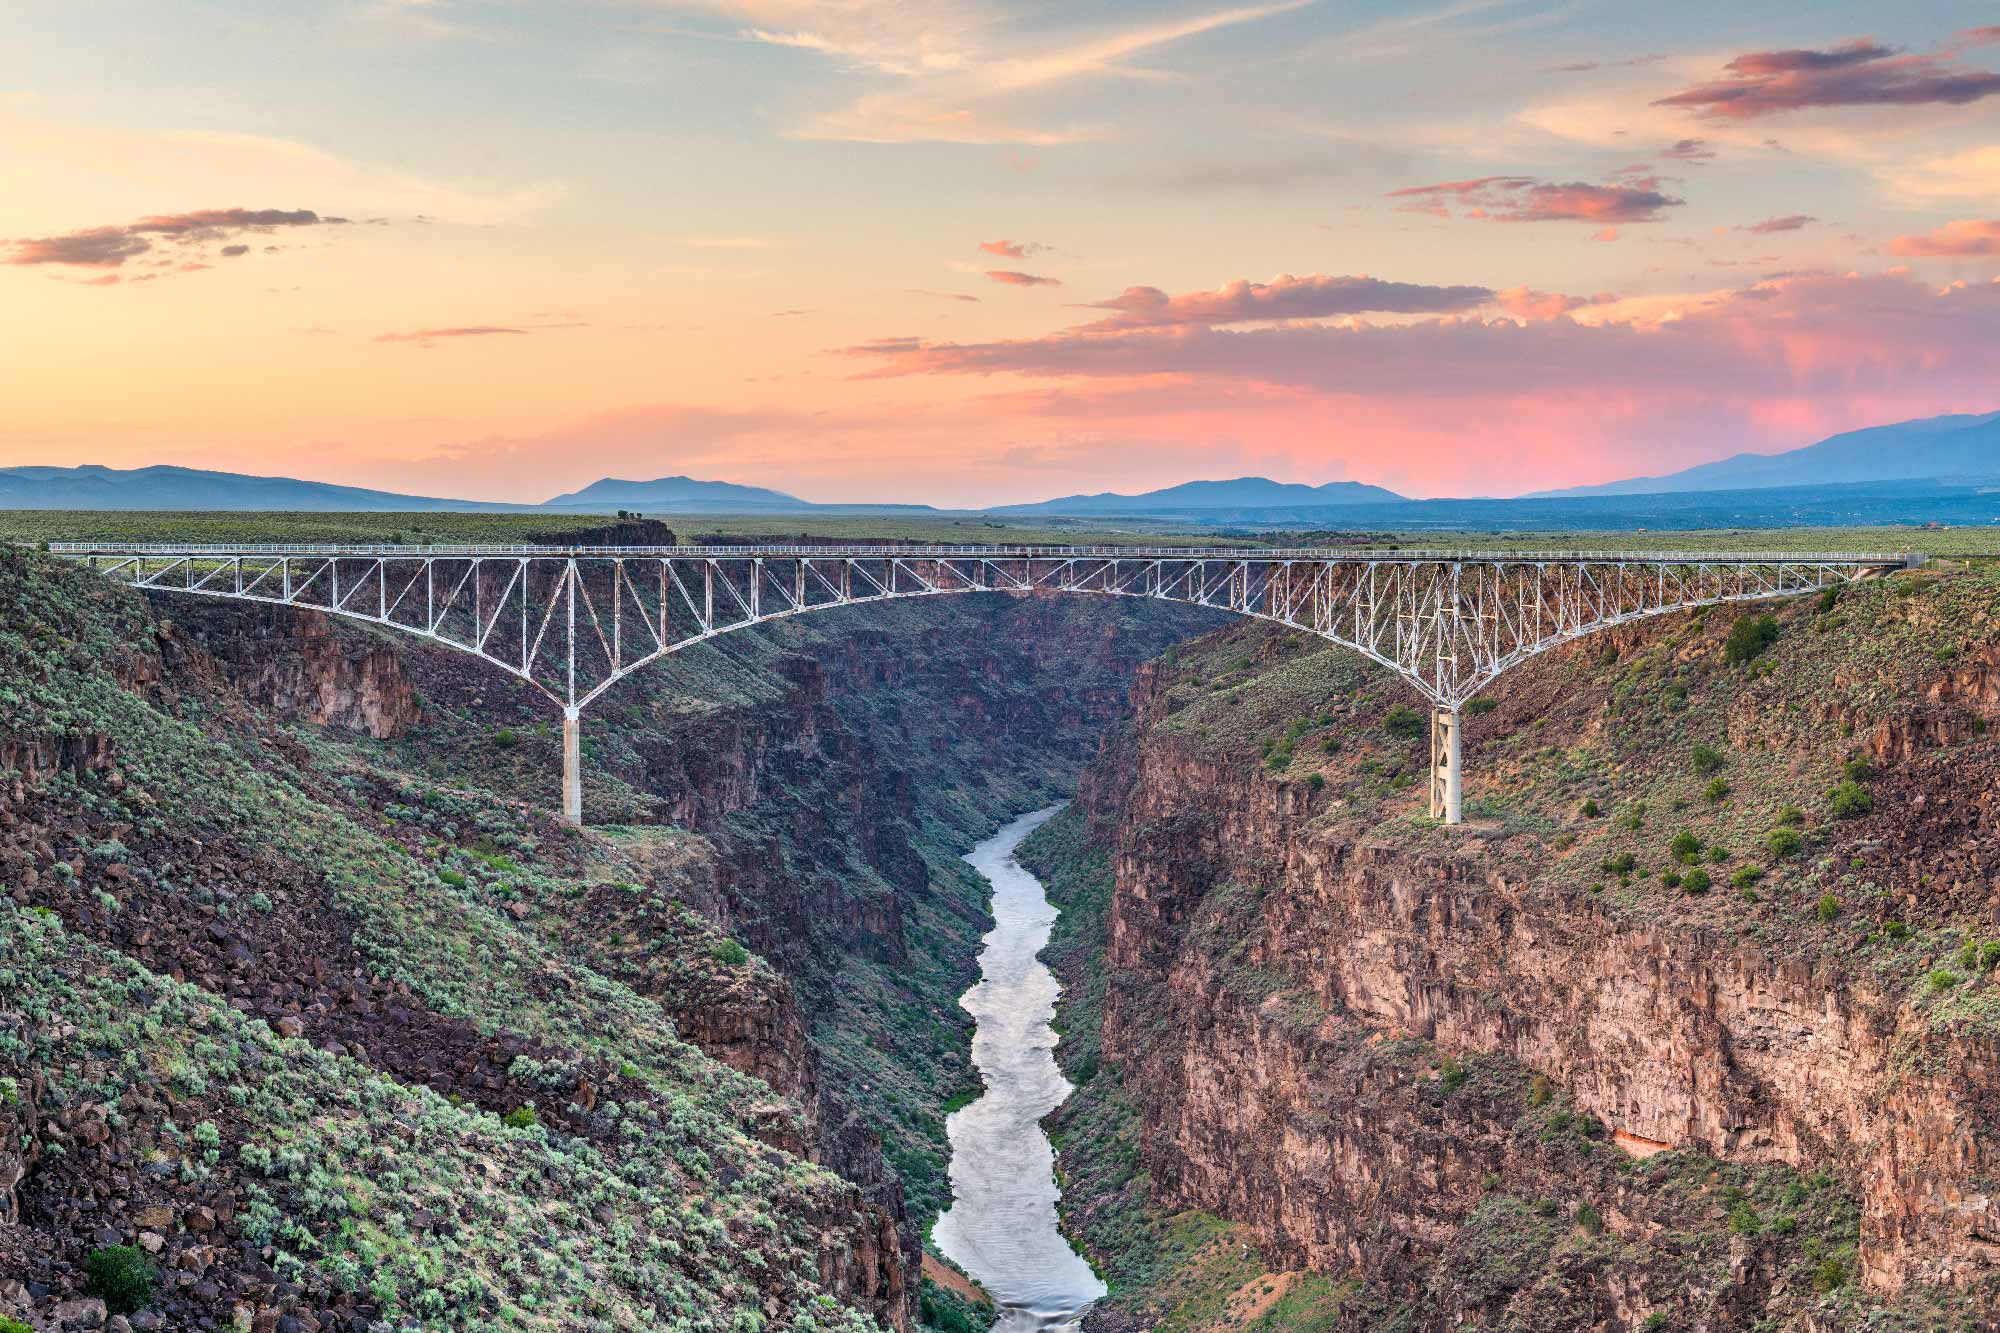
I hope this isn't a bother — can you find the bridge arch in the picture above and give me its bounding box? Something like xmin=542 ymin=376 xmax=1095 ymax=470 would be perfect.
xmin=57 ymin=543 xmax=1914 ymax=825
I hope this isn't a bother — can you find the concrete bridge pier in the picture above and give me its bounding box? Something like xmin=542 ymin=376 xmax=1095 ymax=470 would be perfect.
xmin=562 ymin=706 xmax=582 ymax=826
xmin=1429 ymin=708 xmax=1463 ymax=826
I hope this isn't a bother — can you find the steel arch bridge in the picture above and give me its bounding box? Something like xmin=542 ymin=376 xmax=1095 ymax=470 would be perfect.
xmin=54 ymin=542 xmax=1916 ymax=825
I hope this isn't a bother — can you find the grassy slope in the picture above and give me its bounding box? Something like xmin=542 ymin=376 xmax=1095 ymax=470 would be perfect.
xmin=0 ymin=550 xmax=884 ymax=1329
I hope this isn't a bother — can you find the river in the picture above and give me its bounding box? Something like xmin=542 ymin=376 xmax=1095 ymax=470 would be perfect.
xmin=931 ymin=804 xmax=1106 ymax=1332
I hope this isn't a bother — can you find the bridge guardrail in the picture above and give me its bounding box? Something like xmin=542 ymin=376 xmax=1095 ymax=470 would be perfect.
xmin=43 ymin=542 xmax=1918 ymax=565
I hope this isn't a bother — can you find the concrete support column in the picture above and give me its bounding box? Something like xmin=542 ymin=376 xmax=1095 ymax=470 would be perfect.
xmin=561 ymin=706 xmax=582 ymax=826
xmin=1429 ymin=707 xmax=1463 ymax=826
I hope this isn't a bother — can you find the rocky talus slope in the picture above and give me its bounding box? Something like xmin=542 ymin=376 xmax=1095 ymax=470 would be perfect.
xmin=0 ymin=547 xmax=1213 ymax=1332
xmin=1031 ymin=565 xmax=2000 ymax=1330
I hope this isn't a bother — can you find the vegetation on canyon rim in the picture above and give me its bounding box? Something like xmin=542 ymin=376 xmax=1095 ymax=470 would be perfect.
xmin=1022 ymin=557 xmax=2000 ymax=1329
xmin=6 ymin=517 xmax=2000 ymax=1332
xmin=0 ymin=539 xmax=1208 ymax=1330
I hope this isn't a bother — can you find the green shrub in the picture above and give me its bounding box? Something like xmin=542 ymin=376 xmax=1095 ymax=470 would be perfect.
xmin=1927 ymin=969 xmax=1962 ymax=994
xmin=1464 ymin=696 xmax=1499 ymax=716
xmin=502 ymin=1106 xmax=538 ymax=1130
xmin=1776 ymin=804 xmax=1806 ymax=827
xmin=1601 ymin=852 xmax=1637 ymax=877
xmin=1815 ymin=893 xmax=1841 ymax=923
xmin=1690 ymin=742 xmax=1727 ymax=774
xmin=711 ymin=938 xmax=750 ymax=966
xmin=1981 ymin=941 xmax=2000 ymax=970
xmin=438 ymin=869 xmax=467 ymax=888
xmin=0 ymin=1319 xmax=29 ymax=1333
xmin=1574 ymin=1201 xmax=1604 ymax=1235
xmin=1727 ymin=1202 xmax=1760 ymax=1235
xmin=1581 ymin=798 xmax=1600 ymax=818
xmin=1662 ymin=871 xmax=1682 ymax=889
xmin=86 ymin=1245 xmax=157 ymax=1314
xmin=1669 ymin=831 xmax=1702 ymax=864
xmin=1680 ymin=867 xmax=1711 ymax=895
xmin=1842 ymin=756 xmax=1872 ymax=781
xmin=1763 ymin=827 xmax=1803 ymax=860
xmin=1730 ymin=866 xmax=1762 ymax=891
xmin=1708 ymin=845 xmax=1732 ymax=863
xmin=1812 ymin=1258 xmax=1848 ymax=1292
xmin=1722 ymin=614 xmax=1780 ymax=665
xmin=1770 ymin=1213 xmax=1798 ymax=1236
xmin=1382 ymin=703 xmax=1425 ymax=740
xmin=1828 ymin=781 xmax=1873 ymax=819
xmin=1642 ymin=1316 xmax=1669 ymax=1333
xmin=1883 ymin=919 xmax=1910 ymax=941
xmin=1306 ymin=772 xmax=1326 ymax=791
xmin=1528 ymin=1074 xmax=1552 ymax=1107
xmin=1956 ymin=940 xmax=1980 ymax=970
xmin=1816 ymin=586 xmax=1839 ymax=614
xmin=1439 ymin=1055 xmax=1468 ymax=1092
xmin=494 ymin=727 xmax=518 ymax=749
xmin=1703 ymin=777 xmax=1730 ymax=803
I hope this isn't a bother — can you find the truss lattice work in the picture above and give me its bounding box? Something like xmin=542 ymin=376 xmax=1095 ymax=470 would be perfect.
xmin=56 ymin=543 xmax=1915 ymax=824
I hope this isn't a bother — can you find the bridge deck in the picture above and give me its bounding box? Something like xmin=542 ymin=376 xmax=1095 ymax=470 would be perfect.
xmin=47 ymin=541 xmax=1919 ymax=565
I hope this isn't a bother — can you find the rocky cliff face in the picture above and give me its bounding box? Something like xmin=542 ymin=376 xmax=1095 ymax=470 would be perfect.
xmin=0 ymin=552 xmax=923 ymax=1332
xmin=127 ymin=574 xmax=1216 ymax=1329
xmin=1056 ymin=571 xmax=2000 ymax=1327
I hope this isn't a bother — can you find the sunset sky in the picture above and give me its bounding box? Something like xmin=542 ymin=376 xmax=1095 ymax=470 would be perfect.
xmin=4 ymin=2 xmax=1998 ymax=505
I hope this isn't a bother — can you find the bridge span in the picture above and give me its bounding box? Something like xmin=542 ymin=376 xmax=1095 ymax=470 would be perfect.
xmin=53 ymin=542 xmax=1916 ymax=825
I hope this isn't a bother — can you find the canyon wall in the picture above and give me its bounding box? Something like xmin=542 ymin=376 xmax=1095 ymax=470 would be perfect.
xmin=1056 ymin=570 xmax=2000 ymax=1328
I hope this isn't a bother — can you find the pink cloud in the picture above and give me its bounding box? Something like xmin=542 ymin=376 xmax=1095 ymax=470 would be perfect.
xmin=824 ymin=269 xmax=2000 ymax=497
xmin=979 ymin=239 xmax=1049 ymax=259
xmin=1081 ymin=274 xmax=1493 ymax=329
xmin=1740 ymin=214 xmax=1817 ymax=234
xmin=1493 ymin=287 xmax=1594 ymax=321
xmin=1656 ymin=36 xmax=2000 ymax=119
xmin=1887 ymin=218 xmax=2000 ymax=257
xmin=1661 ymin=138 xmax=1717 ymax=163
xmin=1389 ymin=176 xmax=1681 ymax=224
xmin=986 ymin=270 xmax=1062 ymax=287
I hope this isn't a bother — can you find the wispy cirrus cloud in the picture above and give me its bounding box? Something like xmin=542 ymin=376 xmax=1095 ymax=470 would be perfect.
xmin=1740 ymin=214 xmax=1817 ymax=234
xmin=712 ymin=0 xmax=1312 ymax=144
xmin=1887 ymin=218 xmax=2000 ymax=257
xmin=1654 ymin=34 xmax=2000 ymax=119
xmin=1390 ymin=175 xmax=1682 ymax=224
xmin=375 ymin=325 xmax=529 ymax=346
xmin=1080 ymin=274 xmax=1493 ymax=329
xmin=5 ymin=207 xmax=345 ymax=271
xmin=1541 ymin=51 xmax=1666 ymax=75
xmin=1661 ymin=137 xmax=1716 ymax=163
xmin=986 ymin=269 xmax=1062 ymax=287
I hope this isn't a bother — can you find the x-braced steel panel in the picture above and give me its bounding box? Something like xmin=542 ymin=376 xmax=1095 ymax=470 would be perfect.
xmin=56 ymin=543 xmax=1915 ymax=824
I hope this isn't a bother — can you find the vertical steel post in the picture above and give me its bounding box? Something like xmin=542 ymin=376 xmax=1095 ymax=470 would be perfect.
xmin=1430 ymin=707 xmax=1463 ymax=825
xmin=561 ymin=706 xmax=582 ymax=826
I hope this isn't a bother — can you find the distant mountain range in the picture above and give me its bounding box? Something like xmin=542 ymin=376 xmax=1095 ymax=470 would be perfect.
xmin=997 ymin=477 xmax=1404 ymax=516
xmin=0 ymin=465 xmax=522 ymax=513
xmin=1534 ymin=411 xmax=2000 ymax=498
xmin=543 ymin=475 xmax=809 ymax=512
xmin=7 ymin=409 xmax=1998 ymax=531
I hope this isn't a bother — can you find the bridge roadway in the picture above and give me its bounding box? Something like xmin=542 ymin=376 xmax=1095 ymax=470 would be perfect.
xmin=53 ymin=542 xmax=1918 ymax=825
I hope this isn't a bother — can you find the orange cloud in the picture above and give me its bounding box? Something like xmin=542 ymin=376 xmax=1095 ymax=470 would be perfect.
xmin=979 ymin=239 xmax=1049 ymax=258
xmin=1887 ymin=218 xmax=2000 ymax=257
xmin=986 ymin=269 xmax=1062 ymax=287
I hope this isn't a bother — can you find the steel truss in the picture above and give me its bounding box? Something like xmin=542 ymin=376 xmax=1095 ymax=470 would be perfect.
xmin=55 ymin=543 xmax=1915 ymax=825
